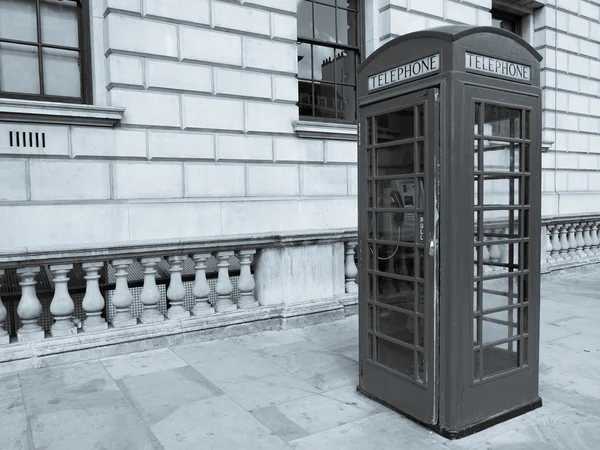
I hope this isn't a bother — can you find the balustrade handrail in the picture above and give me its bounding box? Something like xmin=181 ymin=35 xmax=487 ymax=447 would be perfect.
xmin=0 ymin=228 xmax=358 ymax=268
xmin=542 ymin=214 xmax=600 ymax=226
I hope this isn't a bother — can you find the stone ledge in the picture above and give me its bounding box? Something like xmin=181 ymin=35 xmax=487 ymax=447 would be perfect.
xmin=0 ymin=98 xmax=125 ymax=127
xmin=293 ymin=120 xmax=358 ymax=141
xmin=0 ymin=294 xmax=354 ymax=375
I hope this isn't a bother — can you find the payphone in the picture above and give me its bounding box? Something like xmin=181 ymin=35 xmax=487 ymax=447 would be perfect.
xmin=357 ymin=26 xmax=542 ymax=438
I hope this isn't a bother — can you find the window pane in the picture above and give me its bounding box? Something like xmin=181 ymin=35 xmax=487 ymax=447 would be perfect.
xmin=375 ymin=144 xmax=414 ymax=177
xmin=313 ymin=82 xmax=336 ymax=119
xmin=313 ymin=3 xmax=336 ymax=43
xmin=0 ymin=42 xmax=40 ymax=94
xmin=377 ymin=337 xmax=414 ymax=378
xmin=336 ymin=84 xmax=355 ymax=120
xmin=313 ymin=45 xmax=334 ymax=82
xmin=377 ymin=306 xmax=415 ymax=346
xmin=43 ymin=48 xmax=80 ymax=97
xmin=482 ymin=340 xmax=519 ymax=377
xmin=337 ymin=0 xmax=358 ymax=9
xmin=484 ymin=104 xmax=521 ymax=138
xmin=297 ymin=42 xmax=312 ymax=79
xmin=376 ymin=276 xmax=414 ymax=311
xmin=375 ymin=107 xmax=415 ymax=143
xmin=336 ymin=49 xmax=356 ymax=85
xmin=298 ymin=80 xmax=313 ymax=117
xmin=337 ymin=9 xmax=357 ymax=46
xmin=297 ymin=0 xmax=312 ymax=39
xmin=375 ymin=211 xmax=415 ymax=243
xmin=0 ymin=0 xmax=38 ymax=42
xmin=41 ymin=0 xmax=79 ymax=48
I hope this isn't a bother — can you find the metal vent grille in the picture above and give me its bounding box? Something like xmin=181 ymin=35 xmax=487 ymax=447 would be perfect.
xmin=9 ymin=131 xmax=46 ymax=148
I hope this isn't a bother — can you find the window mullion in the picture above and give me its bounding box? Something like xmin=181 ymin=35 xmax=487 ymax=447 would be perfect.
xmin=36 ymin=0 xmax=44 ymax=96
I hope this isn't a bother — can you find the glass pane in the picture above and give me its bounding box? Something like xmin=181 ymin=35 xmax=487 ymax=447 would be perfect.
xmin=417 ymin=141 xmax=424 ymax=173
xmin=313 ymin=45 xmax=335 ymax=82
xmin=297 ymin=0 xmax=313 ymax=39
xmin=483 ymin=141 xmax=520 ymax=172
xmin=482 ymin=277 xmax=519 ymax=311
xmin=313 ymin=82 xmax=336 ymax=119
xmin=376 ymin=276 xmax=414 ymax=311
xmin=41 ymin=0 xmax=78 ymax=47
xmin=374 ymin=245 xmax=416 ymax=278
xmin=0 ymin=0 xmax=37 ymax=42
xmin=367 ymin=273 xmax=374 ymax=302
xmin=474 ymin=139 xmax=480 ymax=171
xmin=417 ymin=317 xmax=424 ymax=347
xmin=482 ymin=340 xmax=519 ymax=378
xmin=524 ymin=111 xmax=530 ymax=139
xmin=375 ymin=143 xmax=414 ymax=176
xmin=297 ymin=42 xmax=312 ymax=79
xmin=336 ymin=49 xmax=356 ymax=84
xmin=484 ymin=104 xmax=521 ymax=138
xmin=416 ymin=282 xmax=425 ymax=313
xmin=416 ymin=352 xmax=425 ymax=383
xmin=474 ymin=103 xmax=481 ymax=135
xmin=367 ymin=119 xmax=373 ymax=147
xmin=417 ymin=105 xmax=424 ymax=137
xmin=377 ymin=337 xmax=414 ymax=378
xmin=336 ymin=84 xmax=355 ymax=121
xmin=375 ymin=211 xmax=414 ymax=243
xmin=337 ymin=0 xmax=358 ymax=9
xmin=474 ymin=349 xmax=481 ymax=380
xmin=483 ymin=176 xmax=520 ymax=206
xmin=482 ymin=310 xmax=518 ymax=344
xmin=314 ymin=3 xmax=336 ymax=43
xmin=0 ymin=42 xmax=40 ymax=94
xmin=473 ymin=318 xmax=480 ymax=345
xmin=377 ymin=306 xmax=415 ymax=346
xmin=375 ymin=107 xmax=415 ymax=143
xmin=337 ymin=9 xmax=357 ymax=46
xmin=42 ymin=48 xmax=80 ymax=97
xmin=368 ymin=304 xmax=373 ymax=329
xmin=474 ymin=177 xmax=480 ymax=205
xmin=298 ymin=80 xmax=313 ymax=117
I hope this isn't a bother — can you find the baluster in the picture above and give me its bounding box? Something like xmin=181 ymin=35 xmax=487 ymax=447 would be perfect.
xmin=583 ymin=222 xmax=593 ymax=256
xmin=559 ymin=224 xmax=570 ymax=260
xmin=191 ymin=253 xmax=214 ymax=316
xmin=110 ymin=259 xmax=137 ymax=327
xmin=575 ymin=223 xmax=586 ymax=258
xmin=550 ymin=225 xmax=562 ymax=263
xmin=237 ymin=250 xmax=258 ymax=309
xmin=16 ymin=266 xmax=44 ymax=342
xmin=592 ymin=221 xmax=600 ymax=255
xmin=544 ymin=226 xmax=553 ymax=266
xmin=0 ymin=270 xmax=8 ymax=345
xmin=489 ymin=238 xmax=501 ymax=268
xmin=140 ymin=257 xmax=164 ymax=323
xmin=82 ymin=262 xmax=108 ymax=332
xmin=49 ymin=264 xmax=77 ymax=337
xmin=214 ymin=251 xmax=236 ymax=313
xmin=567 ymin=224 xmax=578 ymax=260
xmin=166 ymin=255 xmax=190 ymax=319
xmin=482 ymin=243 xmax=490 ymax=267
xmin=345 ymin=241 xmax=359 ymax=293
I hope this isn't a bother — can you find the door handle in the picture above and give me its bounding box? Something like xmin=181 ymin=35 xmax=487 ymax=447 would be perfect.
xmin=428 ymin=239 xmax=436 ymax=257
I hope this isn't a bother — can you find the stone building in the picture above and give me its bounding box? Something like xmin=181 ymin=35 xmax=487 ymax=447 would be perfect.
xmin=0 ymin=0 xmax=598 ymax=370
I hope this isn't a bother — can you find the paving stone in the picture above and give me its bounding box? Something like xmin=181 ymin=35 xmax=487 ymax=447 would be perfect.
xmin=151 ymin=395 xmax=288 ymax=450
xmin=0 ymin=374 xmax=30 ymax=450
xmin=18 ymin=361 xmax=124 ymax=417
xmin=223 ymin=372 xmax=320 ymax=411
xmin=117 ymin=366 xmax=222 ymax=422
xmin=101 ymin=348 xmax=188 ymax=379
xmin=231 ymin=329 xmax=307 ymax=351
xmin=172 ymin=338 xmax=287 ymax=388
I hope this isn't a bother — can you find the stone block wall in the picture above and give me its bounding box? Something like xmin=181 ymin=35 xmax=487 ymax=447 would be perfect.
xmin=0 ymin=0 xmax=357 ymax=249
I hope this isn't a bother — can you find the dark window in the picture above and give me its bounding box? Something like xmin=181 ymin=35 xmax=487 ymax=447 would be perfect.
xmin=0 ymin=0 xmax=92 ymax=104
xmin=491 ymin=9 xmax=521 ymax=36
xmin=297 ymin=0 xmax=360 ymax=122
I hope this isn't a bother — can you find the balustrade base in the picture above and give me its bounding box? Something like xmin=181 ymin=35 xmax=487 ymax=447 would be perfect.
xmin=191 ymin=305 xmax=215 ymax=316
xmin=140 ymin=314 xmax=165 ymax=324
xmin=112 ymin=317 xmax=138 ymax=328
xmin=50 ymin=325 xmax=78 ymax=338
xmin=215 ymin=303 xmax=237 ymax=313
xmin=17 ymin=329 xmax=45 ymax=343
xmin=167 ymin=309 xmax=191 ymax=320
xmin=238 ymin=299 xmax=259 ymax=310
xmin=0 ymin=334 xmax=9 ymax=346
xmin=83 ymin=322 xmax=109 ymax=333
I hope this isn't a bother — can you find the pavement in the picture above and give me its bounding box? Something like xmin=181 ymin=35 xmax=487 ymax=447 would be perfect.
xmin=2 ymin=273 xmax=600 ymax=450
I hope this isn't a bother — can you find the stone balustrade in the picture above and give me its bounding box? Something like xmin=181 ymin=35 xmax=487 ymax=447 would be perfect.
xmin=0 ymin=230 xmax=358 ymax=364
xmin=542 ymin=216 xmax=600 ymax=276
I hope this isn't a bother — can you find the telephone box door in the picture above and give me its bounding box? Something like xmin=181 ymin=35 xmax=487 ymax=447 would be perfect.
xmin=359 ymin=88 xmax=439 ymax=425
